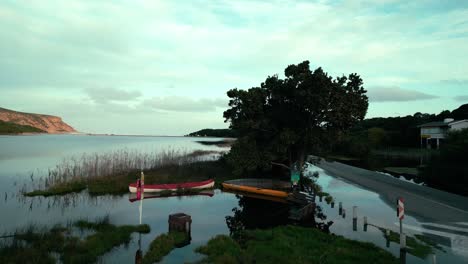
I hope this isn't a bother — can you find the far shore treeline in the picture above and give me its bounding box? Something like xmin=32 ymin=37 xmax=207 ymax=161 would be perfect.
xmin=188 ymin=103 xmax=468 ymax=152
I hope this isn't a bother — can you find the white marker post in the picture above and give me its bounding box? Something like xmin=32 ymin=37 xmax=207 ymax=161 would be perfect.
xmin=397 ymin=197 xmax=405 ymax=249
xmin=139 ymin=171 xmax=145 ymax=225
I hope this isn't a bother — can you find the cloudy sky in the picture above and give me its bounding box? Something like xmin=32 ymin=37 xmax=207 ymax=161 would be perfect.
xmin=1 ymin=0 xmax=467 ymax=135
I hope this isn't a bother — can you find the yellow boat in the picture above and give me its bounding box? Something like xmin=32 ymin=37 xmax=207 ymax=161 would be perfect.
xmin=222 ymin=178 xmax=290 ymax=198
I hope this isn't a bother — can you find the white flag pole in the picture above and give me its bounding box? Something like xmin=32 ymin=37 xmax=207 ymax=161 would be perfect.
xmin=139 ymin=171 xmax=145 ymax=225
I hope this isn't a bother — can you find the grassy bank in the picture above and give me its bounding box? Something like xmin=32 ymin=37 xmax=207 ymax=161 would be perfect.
xmin=196 ymin=225 xmax=398 ymax=264
xmin=25 ymin=150 xmax=235 ymax=197
xmin=0 ymin=120 xmax=45 ymax=134
xmin=0 ymin=217 xmax=150 ymax=264
xmin=142 ymin=231 xmax=188 ymax=264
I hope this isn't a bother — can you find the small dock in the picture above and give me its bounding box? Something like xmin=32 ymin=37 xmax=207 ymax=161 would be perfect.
xmin=287 ymin=190 xmax=316 ymax=222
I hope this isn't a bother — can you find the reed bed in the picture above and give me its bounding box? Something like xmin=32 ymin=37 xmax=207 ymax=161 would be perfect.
xmin=24 ymin=149 xmax=224 ymax=197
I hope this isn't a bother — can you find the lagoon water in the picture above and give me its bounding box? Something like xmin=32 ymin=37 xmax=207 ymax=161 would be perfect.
xmin=0 ymin=135 xmax=467 ymax=263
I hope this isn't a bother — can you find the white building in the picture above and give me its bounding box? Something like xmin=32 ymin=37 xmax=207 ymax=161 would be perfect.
xmin=419 ymin=118 xmax=468 ymax=149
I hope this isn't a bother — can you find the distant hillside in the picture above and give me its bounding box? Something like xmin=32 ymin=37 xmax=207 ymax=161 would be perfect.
xmin=186 ymin=128 xmax=238 ymax=138
xmin=0 ymin=120 xmax=45 ymax=134
xmin=0 ymin=107 xmax=76 ymax=134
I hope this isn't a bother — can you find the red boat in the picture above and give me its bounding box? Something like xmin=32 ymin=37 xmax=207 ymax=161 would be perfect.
xmin=128 ymin=179 xmax=215 ymax=193
xmin=128 ymin=190 xmax=215 ymax=202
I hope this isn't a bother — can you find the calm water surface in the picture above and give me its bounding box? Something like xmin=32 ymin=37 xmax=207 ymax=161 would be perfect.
xmin=0 ymin=135 xmax=467 ymax=263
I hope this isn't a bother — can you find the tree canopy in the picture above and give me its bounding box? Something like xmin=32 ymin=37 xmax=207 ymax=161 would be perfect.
xmin=223 ymin=61 xmax=368 ymax=176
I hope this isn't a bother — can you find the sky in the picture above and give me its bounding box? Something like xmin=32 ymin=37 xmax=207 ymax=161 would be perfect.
xmin=1 ymin=0 xmax=467 ymax=135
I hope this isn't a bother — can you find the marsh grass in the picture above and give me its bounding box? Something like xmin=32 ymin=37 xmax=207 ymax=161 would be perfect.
xmin=24 ymin=149 xmax=230 ymax=197
xmin=0 ymin=217 xmax=150 ymax=264
xmin=196 ymin=225 xmax=398 ymax=264
xmin=142 ymin=231 xmax=188 ymax=264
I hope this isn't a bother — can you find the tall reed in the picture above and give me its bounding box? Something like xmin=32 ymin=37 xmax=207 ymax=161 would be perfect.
xmin=34 ymin=149 xmax=220 ymax=191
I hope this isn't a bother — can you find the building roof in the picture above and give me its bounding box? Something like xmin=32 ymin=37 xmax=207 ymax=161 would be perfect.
xmin=418 ymin=121 xmax=449 ymax=128
xmin=448 ymin=119 xmax=468 ymax=126
xmin=418 ymin=119 xmax=468 ymax=128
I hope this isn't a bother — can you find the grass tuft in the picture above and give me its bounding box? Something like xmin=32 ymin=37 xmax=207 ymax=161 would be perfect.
xmin=0 ymin=218 xmax=151 ymax=264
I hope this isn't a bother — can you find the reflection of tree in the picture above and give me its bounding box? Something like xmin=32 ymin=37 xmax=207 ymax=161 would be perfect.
xmin=226 ymin=196 xmax=289 ymax=239
xmin=226 ymin=196 xmax=333 ymax=240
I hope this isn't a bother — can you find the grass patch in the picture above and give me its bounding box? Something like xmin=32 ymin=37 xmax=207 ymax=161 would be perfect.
xmin=0 ymin=217 xmax=150 ymax=264
xmin=25 ymin=180 xmax=86 ymax=197
xmin=195 ymin=140 xmax=235 ymax=148
xmin=142 ymin=231 xmax=188 ymax=264
xmin=324 ymin=195 xmax=334 ymax=204
xmin=196 ymin=225 xmax=398 ymax=264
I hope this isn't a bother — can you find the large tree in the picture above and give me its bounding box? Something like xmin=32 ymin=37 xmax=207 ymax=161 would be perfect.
xmin=223 ymin=61 xmax=368 ymax=176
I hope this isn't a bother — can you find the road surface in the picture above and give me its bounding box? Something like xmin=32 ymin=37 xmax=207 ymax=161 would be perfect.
xmin=315 ymin=158 xmax=468 ymax=222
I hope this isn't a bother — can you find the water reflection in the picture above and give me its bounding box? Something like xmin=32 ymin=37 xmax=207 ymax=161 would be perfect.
xmin=168 ymin=213 xmax=192 ymax=247
xmin=225 ymin=193 xmax=333 ymax=239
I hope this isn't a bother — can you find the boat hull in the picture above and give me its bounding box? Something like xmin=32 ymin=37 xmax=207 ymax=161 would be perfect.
xmin=222 ymin=182 xmax=289 ymax=198
xmin=129 ymin=179 xmax=215 ymax=193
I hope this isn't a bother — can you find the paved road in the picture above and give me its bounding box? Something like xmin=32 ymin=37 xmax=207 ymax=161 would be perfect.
xmin=315 ymin=158 xmax=468 ymax=222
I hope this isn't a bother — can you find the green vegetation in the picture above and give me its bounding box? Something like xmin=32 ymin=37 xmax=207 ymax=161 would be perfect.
xmin=0 ymin=217 xmax=150 ymax=264
xmin=25 ymin=150 xmax=235 ymax=197
xmin=324 ymin=195 xmax=334 ymax=204
xmin=333 ymin=104 xmax=468 ymax=157
xmin=379 ymin=228 xmax=443 ymax=259
xmin=0 ymin=120 xmax=45 ymax=134
xmin=421 ymin=128 xmax=468 ymax=195
xmin=24 ymin=180 xmax=86 ymax=197
xmin=224 ymin=61 xmax=368 ymax=178
xmin=142 ymin=232 xmax=188 ymax=264
xmin=196 ymin=225 xmax=398 ymax=264
xmin=186 ymin=128 xmax=238 ymax=138
xmin=195 ymin=139 xmax=235 ymax=148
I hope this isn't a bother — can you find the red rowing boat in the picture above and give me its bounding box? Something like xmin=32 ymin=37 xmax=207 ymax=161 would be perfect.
xmin=128 ymin=179 xmax=215 ymax=193
xmin=128 ymin=190 xmax=215 ymax=202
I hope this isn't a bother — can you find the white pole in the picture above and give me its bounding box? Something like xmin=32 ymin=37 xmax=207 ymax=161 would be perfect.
xmin=353 ymin=206 xmax=357 ymax=220
xmin=400 ymin=233 xmax=406 ymax=249
xmin=139 ymin=171 xmax=145 ymax=225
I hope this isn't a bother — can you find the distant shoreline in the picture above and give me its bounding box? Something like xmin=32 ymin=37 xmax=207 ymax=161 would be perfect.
xmin=1 ymin=132 xmax=233 ymax=138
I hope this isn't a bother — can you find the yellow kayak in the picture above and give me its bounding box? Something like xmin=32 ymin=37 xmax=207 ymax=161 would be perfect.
xmin=222 ymin=178 xmax=290 ymax=198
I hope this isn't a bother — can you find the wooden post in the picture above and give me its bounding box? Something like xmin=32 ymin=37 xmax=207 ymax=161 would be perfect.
xmin=339 ymin=202 xmax=343 ymax=215
xmin=352 ymin=206 xmax=357 ymax=231
xmin=331 ymin=202 xmax=335 ymax=208
xmin=363 ymin=216 xmax=368 ymax=232
xmin=342 ymin=209 xmax=346 ymax=219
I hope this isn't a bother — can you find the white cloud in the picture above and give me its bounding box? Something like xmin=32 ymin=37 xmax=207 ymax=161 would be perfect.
xmin=145 ymin=96 xmax=227 ymax=112
xmin=84 ymin=88 xmax=142 ymax=103
xmin=1 ymin=0 xmax=468 ymax=133
xmin=367 ymin=87 xmax=438 ymax=102
xmin=454 ymin=95 xmax=468 ymax=102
